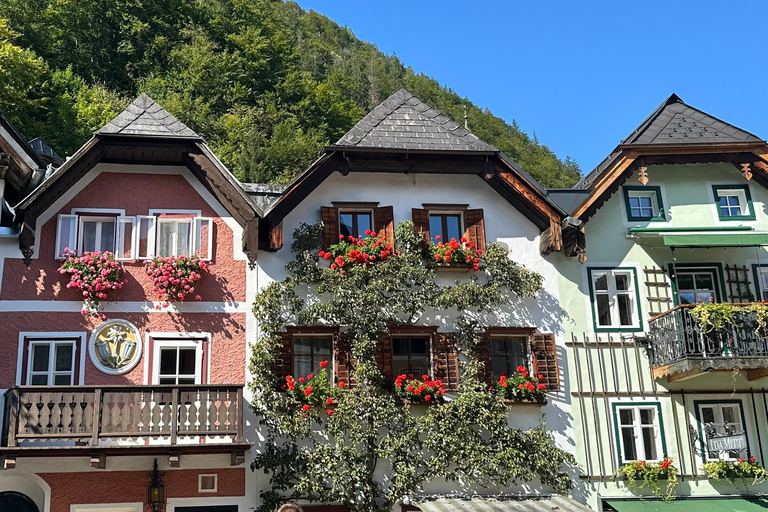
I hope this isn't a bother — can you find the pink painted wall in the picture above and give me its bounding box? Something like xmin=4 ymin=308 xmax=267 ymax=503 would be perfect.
xmin=0 ymin=170 xmax=247 ymax=388
xmin=40 ymin=467 xmax=246 ymax=512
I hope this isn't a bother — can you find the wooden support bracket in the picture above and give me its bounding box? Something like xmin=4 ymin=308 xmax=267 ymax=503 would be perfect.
xmin=747 ymin=368 xmax=768 ymax=381
xmin=90 ymin=453 xmax=106 ymax=469
xmin=231 ymin=450 xmax=245 ymax=466
xmin=3 ymin=455 xmax=16 ymax=470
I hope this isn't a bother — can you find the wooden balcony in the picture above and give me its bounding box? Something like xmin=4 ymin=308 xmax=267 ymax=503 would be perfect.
xmin=647 ymin=304 xmax=768 ymax=381
xmin=1 ymin=385 xmax=248 ymax=467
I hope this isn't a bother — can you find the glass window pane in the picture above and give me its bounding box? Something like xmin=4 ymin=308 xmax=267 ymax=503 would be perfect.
xmin=100 ymin=221 xmax=116 ymax=252
xmin=596 ymin=295 xmax=611 ymax=326
xmin=492 ymin=339 xmax=505 ymax=355
xmin=82 ymin=221 xmax=97 ymax=252
xmin=339 ymin=213 xmax=354 ymax=238
xmin=178 ymin=377 xmax=195 ymax=385
xmin=178 ymin=348 xmax=196 ymax=375
xmin=621 ymin=426 xmax=637 ymax=461
xmin=158 ymin=222 xmax=174 ymax=257
xmin=31 ymin=344 xmax=50 ymax=372
xmin=492 ymin=355 xmax=508 ymax=377
xmin=54 ymin=344 xmax=73 ymax=372
xmin=677 ymin=274 xmax=694 ymax=290
xmin=695 ymin=274 xmax=714 ymax=290
xmin=642 ymin=427 xmax=658 ymax=459
xmin=593 ymin=273 xmax=608 ymax=291
xmin=54 ymin=374 xmax=72 ymax=385
xmin=615 ymin=273 xmax=630 ymax=291
xmin=701 ymin=407 xmax=716 ymax=424
xmin=617 ymin=294 xmax=633 ymax=325
xmin=159 ymin=348 xmax=176 ymax=375
xmin=392 ymin=338 xmax=408 ymax=355
xmin=315 ymin=337 xmax=332 ymax=358
xmin=679 ymin=292 xmax=697 ymax=305
xmin=445 ymin=215 xmax=461 ymax=242
xmin=410 ymin=354 xmax=431 ymax=377
xmin=294 ymin=337 xmax=312 ymax=355
xmin=30 ymin=374 xmax=48 ymax=385
xmin=294 ymin=355 xmax=313 ymax=378
xmin=429 ymin=215 xmax=442 ymax=242
xmin=159 ymin=377 xmax=176 ymax=385
xmin=410 ymin=338 xmax=429 ymax=355
xmin=619 ymin=408 xmax=634 ymax=426
xmin=357 ymin=214 xmax=372 ymax=237
xmin=176 ymin=222 xmax=191 ymax=256
xmin=722 ymin=406 xmax=736 ymax=425
xmin=639 ymin=408 xmax=656 ymax=425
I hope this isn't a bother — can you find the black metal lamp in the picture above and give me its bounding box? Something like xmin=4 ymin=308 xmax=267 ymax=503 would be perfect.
xmin=147 ymin=459 xmax=165 ymax=512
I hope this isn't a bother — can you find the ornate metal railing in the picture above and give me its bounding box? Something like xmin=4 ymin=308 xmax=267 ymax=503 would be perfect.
xmin=2 ymin=385 xmax=243 ymax=448
xmin=647 ymin=303 xmax=768 ymax=367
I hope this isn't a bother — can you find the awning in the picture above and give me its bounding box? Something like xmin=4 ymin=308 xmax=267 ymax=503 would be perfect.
xmin=663 ymin=233 xmax=768 ymax=247
xmin=607 ymin=498 xmax=768 ymax=512
xmin=415 ymin=496 xmax=592 ymax=512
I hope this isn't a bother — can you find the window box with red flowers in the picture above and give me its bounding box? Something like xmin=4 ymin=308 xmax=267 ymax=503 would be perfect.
xmin=428 ymin=236 xmax=483 ymax=271
xmin=58 ymin=250 xmax=128 ymax=318
xmin=145 ymin=254 xmax=208 ymax=308
xmin=283 ymin=360 xmax=346 ymax=415
xmin=394 ymin=374 xmax=446 ymax=404
xmin=616 ymin=458 xmax=678 ymax=501
xmin=320 ymin=231 xmax=400 ymax=272
xmin=491 ymin=367 xmax=548 ymax=404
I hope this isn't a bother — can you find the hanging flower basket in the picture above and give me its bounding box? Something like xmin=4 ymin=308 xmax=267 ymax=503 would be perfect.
xmin=615 ymin=458 xmax=679 ymax=501
xmin=394 ymin=374 xmax=446 ymax=404
xmin=429 ymin=236 xmax=482 ymax=270
xmin=145 ymin=254 xmax=208 ymax=308
xmin=490 ymin=367 xmax=548 ymax=403
xmin=58 ymin=250 xmax=128 ymax=318
xmin=320 ymin=232 xmax=400 ymax=272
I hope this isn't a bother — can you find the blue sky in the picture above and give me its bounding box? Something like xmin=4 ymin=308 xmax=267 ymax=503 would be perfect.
xmin=295 ymin=0 xmax=768 ymax=175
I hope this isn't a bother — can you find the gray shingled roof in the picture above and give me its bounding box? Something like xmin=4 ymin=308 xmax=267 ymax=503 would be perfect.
xmin=575 ymin=94 xmax=764 ymax=189
xmin=334 ymin=89 xmax=497 ymax=152
xmin=97 ymin=94 xmax=199 ymax=138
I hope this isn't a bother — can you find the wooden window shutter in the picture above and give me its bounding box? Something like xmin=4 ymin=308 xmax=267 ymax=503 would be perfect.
xmin=531 ymin=333 xmax=559 ymax=391
xmin=433 ymin=333 xmax=460 ymax=391
xmin=321 ymin=206 xmax=339 ymax=249
xmin=411 ymin=208 xmax=430 ymax=243
xmin=476 ymin=333 xmax=494 ymax=385
xmin=375 ymin=206 xmax=395 ymax=245
xmin=274 ymin=333 xmax=294 ymax=384
xmin=464 ymin=209 xmax=486 ymax=252
xmin=335 ymin=335 xmax=356 ymax=387
xmin=376 ymin=335 xmax=394 ymax=385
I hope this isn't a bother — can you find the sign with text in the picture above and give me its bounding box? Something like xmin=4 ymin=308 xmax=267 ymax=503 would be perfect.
xmin=707 ymin=433 xmax=748 ymax=453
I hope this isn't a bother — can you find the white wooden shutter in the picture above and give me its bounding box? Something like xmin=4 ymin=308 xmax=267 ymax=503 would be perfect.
xmin=55 ymin=214 xmax=78 ymax=259
xmin=137 ymin=215 xmax=156 ymax=259
xmin=116 ymin=216 xmax=136 ymax=260
xmin=193 ymin=217 xmax=213 ymax=260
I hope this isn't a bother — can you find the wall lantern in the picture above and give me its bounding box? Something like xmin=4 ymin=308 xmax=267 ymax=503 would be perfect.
xmin=147 ymin=459 xmax=166 ymax=512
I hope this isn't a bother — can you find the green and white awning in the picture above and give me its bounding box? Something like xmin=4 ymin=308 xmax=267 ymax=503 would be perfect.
xmin=606 ymin=498 xmax=768 ymax=512
xmin=626 ymin=226 xmax=768 ymax=248
xmin=414 ymin=496 xmax=592 ymax=512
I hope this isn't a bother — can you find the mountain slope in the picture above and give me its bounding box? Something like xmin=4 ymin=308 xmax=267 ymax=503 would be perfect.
xmin=0 ymin=0 xmax=581 ymax=187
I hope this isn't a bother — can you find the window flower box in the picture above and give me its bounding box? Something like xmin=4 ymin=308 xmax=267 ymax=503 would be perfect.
xmin=284 ymin=361 xmax=346 ymax=417
xmin=145 ymin=254 xmax=208 ymax=307
xmin=701 ymin=457 xmax=768 ymax=486
xmin=321 ymin=231 xmax=400 ymax=272
xmin=500 ymin=397 xmax=548 ymax=406
xmin=429 ymin=236 xmax=482 ymax=271
xmin=491 ymin=367 xmax=548 ymax=403
xmin=394 ymin=374 xmax=446 ymax=404
xmin=615 ymin=458 xmax=678 ymax=501
xmin=58 ymin=250 xmax=128 ymax=317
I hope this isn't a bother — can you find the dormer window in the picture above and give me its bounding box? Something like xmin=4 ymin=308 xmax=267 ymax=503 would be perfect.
xmin=137 ymin=212 xmax=212 ymax=260
xmin=56 ymin=211 xmax=135 ymax=259
xmin=713 ymin=185 xmax=754 ymax=221
xmin=623 ymin=186 xmax=664 ymax=222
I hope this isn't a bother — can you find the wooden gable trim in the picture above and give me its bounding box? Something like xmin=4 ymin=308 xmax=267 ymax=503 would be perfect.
xmin=491 ymin=158 xmax=562 ymax=225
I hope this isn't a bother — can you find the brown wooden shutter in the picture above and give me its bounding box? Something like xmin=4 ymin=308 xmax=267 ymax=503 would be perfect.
xmin=411 ymin=208 xmax=430 ymax=243
xmin=269 ymin=221 xmax=283 ymax=251
xmin=375 ymin=206 xmax=395 ymax=245
xmin=335 ymin=335 xmax=357 ymax=387
xmin=321 ymin=206 xmax=339 ymax=249
xmin=433 ymin=333 xmax=460 ymax=391
xmin=274 ymin=333 xmax=294 ymax=384
xmin=476 ymin=333 xmax=494 ymax=385
xmin=464 ymin=209 xmax=486 ymax=252
xmin=377 ymin=335 xmax=394 ymax=385
xmin=531 ymin=333 xmax=559 ymax=391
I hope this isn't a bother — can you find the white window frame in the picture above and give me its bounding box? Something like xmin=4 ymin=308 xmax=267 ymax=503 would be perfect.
xmin=156 ymin=216 xmax=194 ymax=258
xmin=698 ymin=402 xmax=746 ymax=461
xmin=757 ymin=267 xmax=768 ymax=301
xmin=27 ymin=339 xmax=77 ymax=386
xmin=615 ymin=404 xmax=664 ymax=463
xmin=626 ymin=190 xmax=659 ymax=219
xmin=77 ymin=215 xmax=118 ymax=254
xmin=144 ymin=210 xmax=212 ymax=260
xmin=55 ymin=214 xmax=78 ymax=259
xmin=715 ymin=188 xmax=748 ymax=217
xmin=198 ymin=474 xmax=218 ymax=493
xmin=151 ymin=338 xmax=204 ymax=385
xmin=590 ymin=269 xmax=639 ymax=330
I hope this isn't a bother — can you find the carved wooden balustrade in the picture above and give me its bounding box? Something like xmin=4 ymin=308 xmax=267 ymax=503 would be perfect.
xmin=647 ymin=304 xmax=768 ymax=379
xmin=2 ymin=385 xmax=243 ymax=448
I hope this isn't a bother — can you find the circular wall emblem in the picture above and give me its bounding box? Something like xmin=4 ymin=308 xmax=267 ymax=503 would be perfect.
xmin=89 ymin=319 xmax=142 ymax=374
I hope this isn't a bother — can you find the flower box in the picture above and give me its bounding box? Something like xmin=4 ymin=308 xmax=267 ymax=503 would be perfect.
xmin=394 ymin=374 xmax=446 ymax=403
xmin=491 ymin=368 xmax=548 ymax=402
xmin=500 ymin=398 xmax=547 ymax=406
xmin=429 ymin=236 xmax=482 ymax=271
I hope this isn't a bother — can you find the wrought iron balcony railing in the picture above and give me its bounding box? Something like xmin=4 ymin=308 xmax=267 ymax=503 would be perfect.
xmin=2 ymin=385 xmax=243 ymax=448
xmin=647 ymin=304 xmax=768 ymax=374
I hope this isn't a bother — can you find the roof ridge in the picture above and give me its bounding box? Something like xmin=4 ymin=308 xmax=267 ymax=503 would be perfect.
xmin=96 ymin=94 xmax=200 ymax=139
xmin=346 ymin=89 xmax=412 ymax=145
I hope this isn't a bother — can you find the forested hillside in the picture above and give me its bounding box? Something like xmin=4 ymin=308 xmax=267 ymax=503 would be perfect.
xmin=0 ymin=0 xmax=581 ymax=187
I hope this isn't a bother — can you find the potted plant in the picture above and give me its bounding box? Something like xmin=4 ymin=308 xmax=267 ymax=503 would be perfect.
xmin=490 ymin=366 xmax=547 ymax=404
xmin=394 ymin=374 xmax=446 ymax=404
xmin=701 ymin=457 xmax=768 ymax=486
xmin=429 ymin=236 xmax=482 ymax=270
xmin=320 ymin=231 xmax=399 ymax=272
xmin=145 ymin=254 xmax=208 ymax=307
xmin=689 ymin=299 xmax=738 ymax=333
xmin=58 ymin=250 xmax=128 ymax=317
xmin=615 ymin=458 xmax=678 ymax=501
xmin=284 ymin=361 xmax=344 ymax=417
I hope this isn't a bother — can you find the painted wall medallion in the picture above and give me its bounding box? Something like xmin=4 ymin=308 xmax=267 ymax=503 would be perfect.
xmin=89 ymin=319 xmax=142 ymax=374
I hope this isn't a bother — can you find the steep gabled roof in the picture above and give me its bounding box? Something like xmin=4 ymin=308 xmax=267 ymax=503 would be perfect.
xmin=97 ymin=94 xmax=199 ymax=139
xmin=333 ymin=89 xmax=497 ymax=152
xmin=576 ymin=94 xmax=764 ymax=189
